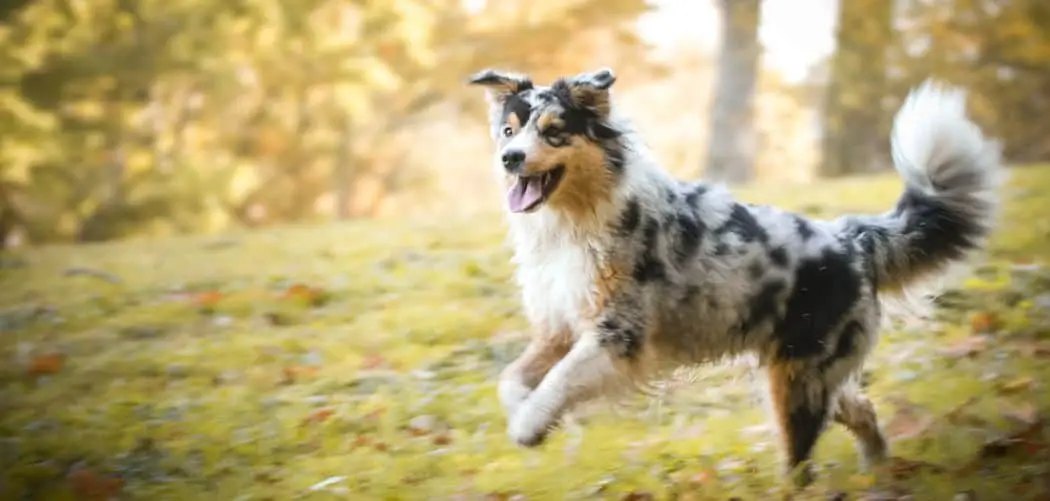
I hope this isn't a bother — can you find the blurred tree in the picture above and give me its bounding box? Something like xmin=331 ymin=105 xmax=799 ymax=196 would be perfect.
xmin=0 ymin=0 xmax=656 ymax=246
xmin=819 ymin=0 xmax=894 ymax=177
xmin=895 ymin=0 xmax=1050 ymax=164
xmin=704 ymin=0 xmax=762 ymax=183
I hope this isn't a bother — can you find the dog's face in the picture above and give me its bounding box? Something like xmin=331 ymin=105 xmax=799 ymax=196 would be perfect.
xmin=468 ymin=68 xmax=624 ymax=215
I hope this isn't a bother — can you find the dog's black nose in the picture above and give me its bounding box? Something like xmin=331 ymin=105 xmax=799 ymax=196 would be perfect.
xmin=501 ymin=150 xmax=525 ymax=171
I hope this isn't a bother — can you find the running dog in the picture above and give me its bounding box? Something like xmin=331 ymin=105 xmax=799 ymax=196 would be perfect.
xmin=467 ymin=67 xmax=1002 ymax=484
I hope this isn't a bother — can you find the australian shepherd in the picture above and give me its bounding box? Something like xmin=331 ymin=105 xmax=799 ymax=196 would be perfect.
xmin=467 ymin=67 xmax=1002 ymax=485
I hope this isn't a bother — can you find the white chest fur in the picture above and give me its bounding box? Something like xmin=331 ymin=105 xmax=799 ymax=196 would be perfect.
xmin=508 ymin=213 xmax=605 ymax=335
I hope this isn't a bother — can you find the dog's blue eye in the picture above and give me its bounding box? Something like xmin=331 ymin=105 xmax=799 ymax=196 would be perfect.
xmin=501 ymin=126 xmax=514 ymax=138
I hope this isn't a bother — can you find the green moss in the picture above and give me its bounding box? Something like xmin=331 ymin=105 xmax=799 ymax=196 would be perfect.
xmin=2 ymin=166 xmax=1050 ymax=500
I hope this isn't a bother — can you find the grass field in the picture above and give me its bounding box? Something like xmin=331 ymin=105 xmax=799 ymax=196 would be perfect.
xmin=2 ymin=165 xmax=1049 ymax=500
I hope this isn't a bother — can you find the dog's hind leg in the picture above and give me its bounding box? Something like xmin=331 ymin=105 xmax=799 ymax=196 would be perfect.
xmin=833 ymin=379 xmax=888 ymax=470
xmin=507 ymin=334 xmax=642 ymax=447
xmin=767 ymin=362 xmax=835 ymax=488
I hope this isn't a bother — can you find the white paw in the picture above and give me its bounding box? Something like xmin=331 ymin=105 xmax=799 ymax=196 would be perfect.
xmin=507 ymin=405 xmax=551 ymax=448
xmin=498 ymin=378 xmax=532 ymax=418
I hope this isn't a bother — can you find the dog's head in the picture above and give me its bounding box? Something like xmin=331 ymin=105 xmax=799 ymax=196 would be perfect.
xmin=468 ymin=68 xmax=625 ymax=216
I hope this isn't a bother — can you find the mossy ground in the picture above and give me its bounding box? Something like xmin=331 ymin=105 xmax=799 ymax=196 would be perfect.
xmin=2 ymin=166 xmax=1050 ymax=501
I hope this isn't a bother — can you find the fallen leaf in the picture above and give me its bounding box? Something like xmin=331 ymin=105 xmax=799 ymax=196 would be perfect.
xmin=361 ymin=355 xmax=386 ymax=369
xmin=621 ymin=492 xmax=655 ymax=501
xmin=432 ymin=433 xmax=452 ymax=446
xmin=302 ymin=408 xmax=335 ymax=425
xmin=1017 ymin=341 xmax=1050 ymax=358
xmin=941 ymin=335 xmax=989 ymax=358
xmin=192 ymin=291 xmax=224 ymax=312
xmin=282 ymin=365 xmax=318 ymax=384
xmin=998 ymin=376 xmax=1034 ymax=395
xmin=969 ymin=311 xmax=1001 ymax=333
xmin=67 ymin=466 xmax=123 ymax=501
xmin=976 ymin=419 xmax=1046 ymax=461
xmin=281 ymin=283 xmax=330 ymax=307
xmin=349 ymin=435 xmax=371 ymax=449
xmin=884 ymin=456 xmax=946 ymax=480
xmin=1003 ymin=402 xmax=1039 ymax=425
xmin=28 ymin=353 xmax=65 ymax=375
xmin=884 ymin=399 xmax=934 ymax=440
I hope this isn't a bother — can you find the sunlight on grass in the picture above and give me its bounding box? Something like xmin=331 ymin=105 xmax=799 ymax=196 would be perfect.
xmin=1 ymin=165 xmax=1049 ymax=500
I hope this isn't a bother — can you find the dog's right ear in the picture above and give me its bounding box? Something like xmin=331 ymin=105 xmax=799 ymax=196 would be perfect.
xmin=467 ymin=69 xmax=533 ymax=104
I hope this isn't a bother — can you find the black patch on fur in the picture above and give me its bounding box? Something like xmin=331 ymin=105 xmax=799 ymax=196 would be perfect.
xmin=633 ymin=217 xmax=667 ymax=284
xmin=793 ymin=215 xmax=815 ymax=241
xmin=714 ymin=242 xmax=730 ymax=256
xmin=542 ymin=82 xmax=625 ymax=174
xmin=785 ymin=385 xmax=831 ymax=468
xmin=740 ymin=279 xmax=786 ymax=334
xmin=819 ymin=320 xmax=863 ymax=372
xmin=598 ymin=318 xmax=643 ymax=359
xmin=501 ymin=94 xmax=532 ymax=130
xmin=855 ymin=224 xmax=890 ymax=257
xmin=618 ymin=198 xmax=641 ymax=235
xmin=769 ymin=246 xmax=789 ymax=268
xmin=895 ymin=187 xmax=985 ymax=264
xmin=748 ymin=262 xmax=765 ymax=280
xmin=775 ymin=248 xmax=861 ymax=360
xmin=717 ymin=204 xmax=769 ymax=245
xmin=685 ymin=184 xmax=708 ymax=207
xmin=673 ymin=213 xmax=705 ymax=264
xmin=664 ymin=188 xmax=677 ymax=204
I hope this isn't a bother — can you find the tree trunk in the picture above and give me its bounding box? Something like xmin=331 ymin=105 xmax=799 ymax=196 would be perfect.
xmin=703 ymin=0 xmax=762 ymax=183
xmin=819 ymin=0 xmax=894 ymax=177
xmin=333 ymin=115 xmax=354 ymax=220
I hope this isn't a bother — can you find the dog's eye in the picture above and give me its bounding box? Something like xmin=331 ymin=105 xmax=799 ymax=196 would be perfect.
xmin=501 ymin=125 xmax=514 ymax=138
xmin=542 ymin=126 xmax=562 ymax=138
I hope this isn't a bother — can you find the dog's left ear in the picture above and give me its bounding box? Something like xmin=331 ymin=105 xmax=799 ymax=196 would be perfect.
xmin=467 ymin=69 xmax=533 ymax=104
xmin=565 ymin=67 xmax=617 ymax=116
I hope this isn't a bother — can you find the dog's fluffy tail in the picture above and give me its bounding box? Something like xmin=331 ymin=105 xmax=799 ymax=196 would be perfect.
xmin=846 ymin=79 xmax=1004 ymax=294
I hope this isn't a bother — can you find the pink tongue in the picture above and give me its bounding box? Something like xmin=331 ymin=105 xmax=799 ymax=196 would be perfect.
xmin=507 ymin=176 xmax=544 ymax=213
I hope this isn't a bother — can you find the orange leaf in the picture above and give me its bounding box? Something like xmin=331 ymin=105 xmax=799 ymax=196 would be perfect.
xmin=281 ymin=283 xmax=329 ymax=307
xmin=282 ymin=365 xmax=318 ymax=384
xmin=361 ymin=355 xmax=386 ymax=369
xmin=28 ymin=353 xmax=64 ymax=375
xmin=432 ymin=433 xmax=452 ymax=446
xmin=67 ymin=467 xmax=123 ymax=501
xmin=192 ymin=291 xmax=224 ymax=313
xmin=969 ymin=312 xmax=1000 ymax=333
xmin=302 ymin=408 xmax=335 ymax=425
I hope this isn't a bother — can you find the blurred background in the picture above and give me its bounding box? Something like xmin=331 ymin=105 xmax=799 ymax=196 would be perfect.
xmin=0 ymin=0 xmax=1047 ymax=248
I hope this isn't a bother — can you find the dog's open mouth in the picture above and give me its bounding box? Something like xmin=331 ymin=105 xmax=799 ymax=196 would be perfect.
xmin=506 ymin=165 xmax=565 ymax=213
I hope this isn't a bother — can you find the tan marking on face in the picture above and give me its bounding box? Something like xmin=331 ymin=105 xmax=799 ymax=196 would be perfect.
xmin=545 ymin=140 xmax=614 ymax=220
xmin=535 ymin=110 xmax=563 ymax=132
xmin=505 ymin=111 xmax=521 ymax=133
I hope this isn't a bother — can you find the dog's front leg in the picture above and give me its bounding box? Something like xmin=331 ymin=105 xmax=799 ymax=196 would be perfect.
xmin=498 ymin=334 xmax=571 ymax=420
xmin=507 ymin=333 xmax=639 ymax=447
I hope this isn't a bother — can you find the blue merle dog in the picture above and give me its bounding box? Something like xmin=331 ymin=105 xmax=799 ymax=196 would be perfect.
xmin=467 ymin=67 xmax=1003 ymax=485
